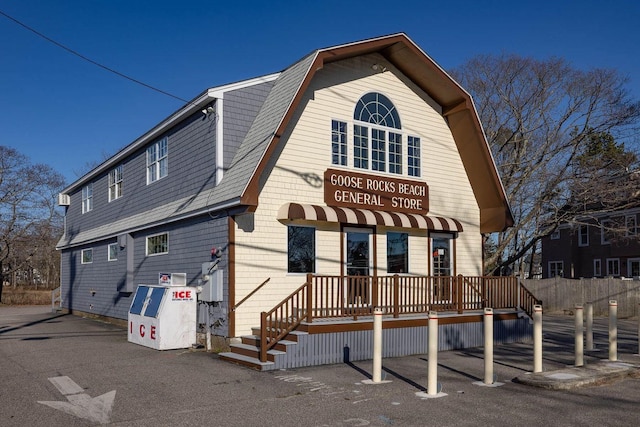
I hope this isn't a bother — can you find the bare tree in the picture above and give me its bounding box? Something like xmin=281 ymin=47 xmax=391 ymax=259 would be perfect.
xmin=451 ymin=55 xmax=640 ymax=275
xmin=0 ymin=146 xmax=65 ymax=301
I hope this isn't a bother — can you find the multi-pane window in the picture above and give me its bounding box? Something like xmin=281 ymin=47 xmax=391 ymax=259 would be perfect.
xmin=388 ymin=133 xmax=402 ymax=174
xmin=601 ymin=219 xmax=612 ymax=244
xmin=109 ymin=165 xmax=123 ymax=202
xmin=353 ymin=93 xmax=401 ymax=174
xmin=407 ymin=136 xmax=421 ymax=177
xmin=387 ymin=232 xmax=408 ymax=274
xmin=371 ymin=129 xmax=386 ymax=171
xmin=331 ymin=120 xmax=347 ymax=166
xmin=146 ymin=233 xmax=168 ymax=256
xmin=353 ymin=125 xmax=368 ymax=169
xmin=82 ymin=183 xmax=93 ymax=214
xmin=593 ymin=259 xmax=602 ymax=277
xmin=578 ymin=225 xmax=589 ymax=246
xmin=147 ymin=137 xmax=168 ymax=184
xmin=81 ymin=248 xmax=93 ymax=264
xmin=606 ymin=258 xmax=620 ymax=276
xmin=108 ymin=243 xmax=118 ymax=261
xmin=287 ymin=226 xmax=315 ymax=273
xmin=548 ymin=261 xmax=563 ymax=277
xmin=331 ymin=93 xmax=422 ymax=176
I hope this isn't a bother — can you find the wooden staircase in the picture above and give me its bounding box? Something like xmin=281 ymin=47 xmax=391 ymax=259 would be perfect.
xmin=219 ymin=327 xmax=308 ymax=371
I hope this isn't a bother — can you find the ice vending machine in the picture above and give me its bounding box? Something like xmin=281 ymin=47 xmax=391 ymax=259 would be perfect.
xmin=128 ymin=284 xmax=197 ymax=350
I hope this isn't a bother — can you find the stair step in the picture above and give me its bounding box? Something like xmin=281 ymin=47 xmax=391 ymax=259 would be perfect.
xmin=230 ymin=342 xmax=286 ymax=362
xmin=241 ymin=334 xmax=298 ymax=350
xmin=218 ymin=352 xmax=275 ymax=371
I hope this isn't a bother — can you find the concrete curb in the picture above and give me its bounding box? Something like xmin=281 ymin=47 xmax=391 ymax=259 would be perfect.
xmin=514 ymin=361 xmax=640 ymax=390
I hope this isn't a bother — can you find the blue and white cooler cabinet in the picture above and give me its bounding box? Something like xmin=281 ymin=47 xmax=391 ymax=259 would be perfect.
xmin=128 ymin=273 xmax=197 ymax=350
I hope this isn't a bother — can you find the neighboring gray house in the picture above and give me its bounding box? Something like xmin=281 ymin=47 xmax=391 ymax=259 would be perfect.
xmin=58 ymin=34 xmax=533 ymax=370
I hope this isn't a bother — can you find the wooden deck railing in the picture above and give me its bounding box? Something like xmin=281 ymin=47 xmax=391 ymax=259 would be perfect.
xmin=259 ymin=274 xmax=539 ymax=362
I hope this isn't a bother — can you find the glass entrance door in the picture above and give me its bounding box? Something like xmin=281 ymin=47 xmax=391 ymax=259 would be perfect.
xmin=345 ymin=228 xmax=372 ymax=306
xmin=432 ymin=234 xmax=453 ymax=302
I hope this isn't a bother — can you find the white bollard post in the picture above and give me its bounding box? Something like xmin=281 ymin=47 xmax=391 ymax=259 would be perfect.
xmin=428 ymin=311 xmax=439 ymax=396
xmin=372 ymin=307 xmax=383 ymax=383
xmin=484 ymin=307 xmax=494 ymax=384
xmin=575 ymin=304 xmax=584 ymax=367
xmin=609 ymin=300 xmax=618 ymax=361
xmin=585 ymin=302 xmax=595 ymax=351
xmin=533 ymin=304 xmax=543 ymax=373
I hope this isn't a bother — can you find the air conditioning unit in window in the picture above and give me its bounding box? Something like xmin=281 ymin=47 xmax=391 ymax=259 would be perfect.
xmin=58 ymin=193 xmax=70 ymax=206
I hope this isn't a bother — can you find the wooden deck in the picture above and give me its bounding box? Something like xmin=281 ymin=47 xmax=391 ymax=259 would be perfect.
xmin=219 ymin=275 xmax=540 ymax=369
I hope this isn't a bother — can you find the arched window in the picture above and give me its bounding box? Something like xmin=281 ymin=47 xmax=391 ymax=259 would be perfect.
xmin=354 ymin=92 xmax=401 ymax=129
xmin=330 ymin=92 xmax=421 ymax=177
xmin=353 ymin=92 xmax=402 ymax=173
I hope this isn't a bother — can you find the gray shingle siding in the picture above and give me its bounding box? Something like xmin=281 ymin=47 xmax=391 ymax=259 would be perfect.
xmin=61 ymin=214 xmax=229 ymax=332
xmin=223 ymin=82 xmax=276 ymax=170
xmin=63 ymin=111 xmax=216 ymax=243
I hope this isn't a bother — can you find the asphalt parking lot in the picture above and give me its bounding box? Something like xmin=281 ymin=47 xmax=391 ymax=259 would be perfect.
xmin=1 ymin=305 xmax=640 ymax=426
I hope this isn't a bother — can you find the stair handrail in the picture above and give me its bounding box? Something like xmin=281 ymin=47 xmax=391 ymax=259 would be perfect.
xmin=518 ymin=280 xmax=542 ymax=318
xmin=232 ymin=278 xmax=270 ymax=312
xmin=259 ymin=279 xmax=310 ymax=362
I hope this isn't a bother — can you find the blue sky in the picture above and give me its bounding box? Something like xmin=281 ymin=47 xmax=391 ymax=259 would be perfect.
xmin=2 ymin=1 xmax=639 ymax=185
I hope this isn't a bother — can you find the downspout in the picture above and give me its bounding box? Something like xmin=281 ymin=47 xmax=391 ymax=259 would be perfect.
xmin=215 ymin=97 xmax=224 ymax=185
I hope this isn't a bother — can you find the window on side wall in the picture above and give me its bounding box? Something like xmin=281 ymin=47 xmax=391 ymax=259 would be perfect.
xmin=146 ymin=233 xmax=168 ymax=256
xmin=550 ymin=228 xmax=560 ymax=240
xmin=606 ymin=258 xmax=620 ymax=277
xmin=548 ymin=261 xmax=563 ymax=277
xmin=287 ymin=225 xmax=315 ymax=273
xmin=593 ymin=259 xmax=601 ymax=277
xmin=81 ymin=248 xmax=93 ymax=264
xmin=108 ymin=243 xmax=118 ymax=261
xmin=387 ymin=232 xmax=408 ymax=274
xmin=601 ymin=219 xmax=612 ymax=244
xmin=626 ymin=215 xmax=638 ymax=237
xmin=578 ymin=225 xmax=589 ymax=247
xmin=82 ymin=183 xmax=93 ymax=213
xmin=147 ymin=137 xmax=168 ymax=184
xmin=109 ymin=165 xmax=123 ymax=202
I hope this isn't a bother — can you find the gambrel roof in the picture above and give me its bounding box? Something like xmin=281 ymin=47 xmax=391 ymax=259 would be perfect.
xmin=222 ymin=32 xmax=513 ymax=232
xmin=58 ymin=33 xmax=512 ymax=249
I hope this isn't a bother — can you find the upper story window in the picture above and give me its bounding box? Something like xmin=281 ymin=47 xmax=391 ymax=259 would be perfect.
xmin=109 ymin=165 xmax=123 ymax=202
xmin=82 ymin=183 xmax=93 ymax=214
xmin=626 ymin=215 xmax=638 ymax=237
xmin=578 ymin=225 xmax=589 ymax=247
xmin=407 ymin=136 xmax=421 ymax=177
xmin=147 ymin=137 xmax=168 ymax=184
xmin=330 ymin=92 xmax=422 ymax=176
xmin=354 ymin=93 xmax=401 ymax=173
xmin=601 ymin=219 xmax=612 ymax=245
xmin=331 ymin=120 xmax=347 ymax=166
xmin=550 ymin=228 xmax=560 ymax=240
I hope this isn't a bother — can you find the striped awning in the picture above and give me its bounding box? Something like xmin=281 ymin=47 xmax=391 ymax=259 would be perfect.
xmin=277 ymin=203 xmax=463 ymax=232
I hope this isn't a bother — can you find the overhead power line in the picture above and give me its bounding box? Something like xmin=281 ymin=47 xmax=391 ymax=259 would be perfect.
xmin=0 ymin=9 xmax=191 ymax=104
